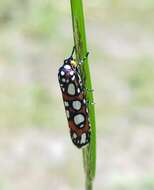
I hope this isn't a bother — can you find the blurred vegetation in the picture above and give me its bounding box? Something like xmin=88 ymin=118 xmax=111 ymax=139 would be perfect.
xmin=0 ymin=0 xmax=154 ymax=190
xmin=112 ymin=175 xmax=154 ymax=190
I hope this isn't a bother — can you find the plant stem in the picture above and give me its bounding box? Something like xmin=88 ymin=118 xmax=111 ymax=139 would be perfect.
xmin=70 ymin=1 xmax=96 ymax=190
xmin=86 ymin=177 xmax=93 ymax=190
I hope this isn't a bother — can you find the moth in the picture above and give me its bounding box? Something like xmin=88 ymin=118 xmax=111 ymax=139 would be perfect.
xmin=58 ymin=47 xmax=90 ymax=148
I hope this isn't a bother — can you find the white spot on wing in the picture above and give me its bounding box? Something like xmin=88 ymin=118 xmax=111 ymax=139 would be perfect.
xmin=61 ymin=71 xmax=65 ymax=76
xmin=64 ymin=101 xmax=69 ymax=107
xmin=62 ymin=78 xmax=66 ymax=82
xmin=80 ymin=133 xmax=86 ymax=144
xmin=74 ymin=114 xmax=84 ymax=125
xmin=72 ymin=100 xmax=81 ymax=110
xmin=64 ymin=65 xmax=71 ymax=69
xmin=67 ymin=83 xmax=75 ymax=95
xmin=77 ymin=88 xmax=80 ymax=93
xmin=70 ymin=71 xmax=74 ymax=76
xmin=73 ymin=133 xmax=77 ymax=139
xmin=66 ymin=110 xmax=70 ymax=119
xmin=79 ymin=124 xmax=84 ymax=128
xmin=83 ymin=99 xmax=86 ymax=104
xmin=71 ymin=75 xmax=75 ymax=81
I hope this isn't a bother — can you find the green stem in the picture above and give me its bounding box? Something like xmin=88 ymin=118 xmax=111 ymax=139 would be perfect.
xmin=70 ymin=1 xmax=96 ymax=189
xmin=86 ymin=177 xmax=93 ymax=190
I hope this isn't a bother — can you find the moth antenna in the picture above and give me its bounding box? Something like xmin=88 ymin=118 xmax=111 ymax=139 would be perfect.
xmin=70 ymin=46 xmax=76 ymax=58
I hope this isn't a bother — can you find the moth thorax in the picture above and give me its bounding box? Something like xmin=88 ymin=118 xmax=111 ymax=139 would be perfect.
xmin=70 ymin=60 xmax=77 ymax=68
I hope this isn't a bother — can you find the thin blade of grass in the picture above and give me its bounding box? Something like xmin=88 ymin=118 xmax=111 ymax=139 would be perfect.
xmin=70 ymin=0 xmax=96 ymax=189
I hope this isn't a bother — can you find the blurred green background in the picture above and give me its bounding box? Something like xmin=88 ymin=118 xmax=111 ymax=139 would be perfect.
xmin=0 ymin=0 xmax=154 ymax=190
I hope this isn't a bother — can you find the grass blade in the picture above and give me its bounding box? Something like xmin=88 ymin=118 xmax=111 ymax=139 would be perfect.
xmin=70 ymin=0 xmax=96 ymax=189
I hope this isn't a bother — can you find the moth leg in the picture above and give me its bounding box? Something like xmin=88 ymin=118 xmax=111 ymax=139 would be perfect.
xmin=86 ymin=100 xmax=96 ymax=105
xmin=79 ymin=52 xmax=89 ymax=65
xmin=85 ymin=88 xmax=94 ymax=92
xmin=82 ymin=86 xmax=94 ymax=93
